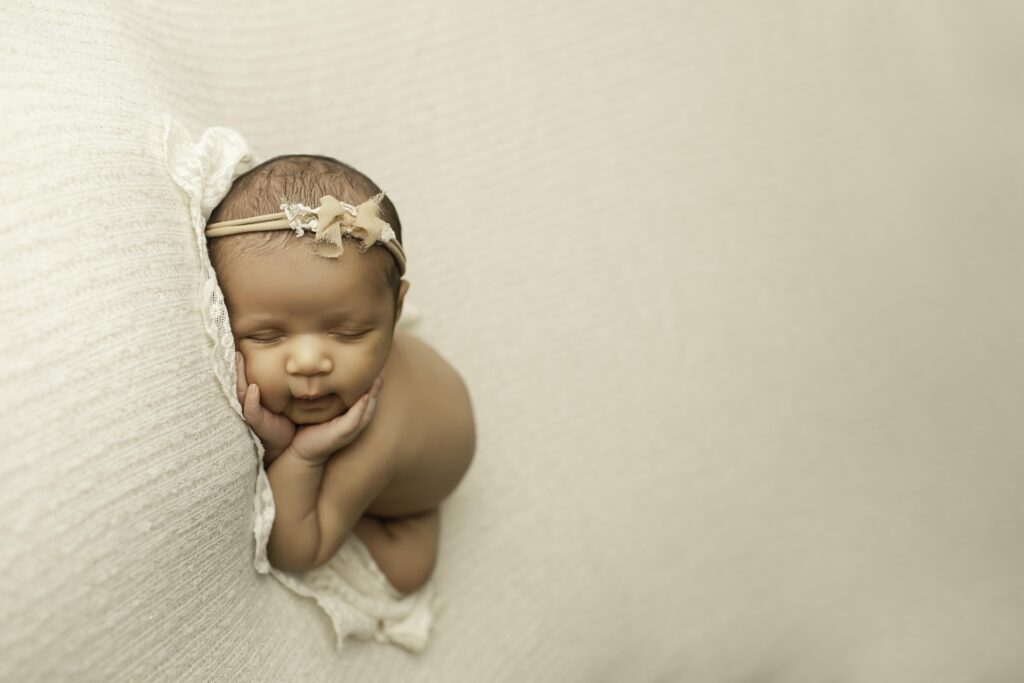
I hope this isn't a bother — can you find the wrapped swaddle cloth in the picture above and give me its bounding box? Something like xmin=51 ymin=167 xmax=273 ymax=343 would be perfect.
xmin=163 ymin=115 xmax=440 ymax=653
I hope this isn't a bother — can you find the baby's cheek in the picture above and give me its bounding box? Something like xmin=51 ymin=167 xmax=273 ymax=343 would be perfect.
xmin=241 ymin=351 xmax=283 ymax=404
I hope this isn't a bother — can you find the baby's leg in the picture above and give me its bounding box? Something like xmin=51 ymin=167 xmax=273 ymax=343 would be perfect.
xmin=352 ymin=508 xmax=440 ymax=595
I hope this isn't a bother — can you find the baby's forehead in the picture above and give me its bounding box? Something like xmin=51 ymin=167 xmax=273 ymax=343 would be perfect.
xmin=214 ymin=233 xmax=393 ymax=298
xmin=225 ymin=255 xmax=391 ymax=322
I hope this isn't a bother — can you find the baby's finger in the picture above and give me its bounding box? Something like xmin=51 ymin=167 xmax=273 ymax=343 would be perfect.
xmin=291 ymin=394 xmax=371 ymax=460
xmin=358 ymin=397 xmax=374 ymax=431
xmin=360 ymin=378 xmax=383 ymax=430
xmin=243 ymin=384 xmax=262 ymax=426
xmin=331 ymin=394 xmax=370 ymax=436
xmin=235 ymin=353 xmax=247 ymax=403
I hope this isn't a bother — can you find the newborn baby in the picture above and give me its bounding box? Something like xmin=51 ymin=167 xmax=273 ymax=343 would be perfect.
xmin=206 ymin=154 xmax=476 ymax=595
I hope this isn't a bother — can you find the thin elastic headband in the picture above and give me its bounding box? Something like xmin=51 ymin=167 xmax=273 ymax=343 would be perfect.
xmin=206 ymin=192 xmax=406 ymax=276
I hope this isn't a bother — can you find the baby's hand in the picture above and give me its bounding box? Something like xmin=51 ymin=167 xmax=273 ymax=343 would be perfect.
xmin=288 ymin=376 xmax=383 ymax=467
xmin=236 ymin=352 xmax=297 ymax=466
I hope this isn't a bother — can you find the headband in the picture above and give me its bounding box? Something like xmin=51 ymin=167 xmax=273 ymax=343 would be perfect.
xmin=205 ymin=191 xmax=407 ymax=276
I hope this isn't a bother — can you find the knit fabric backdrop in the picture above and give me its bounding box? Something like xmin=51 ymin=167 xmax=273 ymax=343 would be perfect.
xmin=2 ymin=1 xmax=1023 ymax=680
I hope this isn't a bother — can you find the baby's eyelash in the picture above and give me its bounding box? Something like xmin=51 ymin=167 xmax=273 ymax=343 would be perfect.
xmin=247 ymin=336 xmax=281 ymax=344
xmin=244 ymin=332 xmax=367 ymax=344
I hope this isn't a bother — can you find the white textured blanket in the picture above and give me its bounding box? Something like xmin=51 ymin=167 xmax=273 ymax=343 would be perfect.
xmin=2 ymin=2 xmax=1023 ymax=681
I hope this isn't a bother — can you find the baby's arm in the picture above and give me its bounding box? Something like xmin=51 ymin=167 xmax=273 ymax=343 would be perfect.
xmin=268 ymin=332 xmax=475 ymax=574
xmin=305 ymin=377 xmax=406 ymax=569
xmin=264 ymin=378 xmax=387 ymax=572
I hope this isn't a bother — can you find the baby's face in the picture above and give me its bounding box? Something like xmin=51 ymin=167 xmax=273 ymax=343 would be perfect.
xmin=220 ymin=243 xmax=401 ymax=425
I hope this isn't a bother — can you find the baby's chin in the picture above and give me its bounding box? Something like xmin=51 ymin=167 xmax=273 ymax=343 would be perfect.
xmin=286 ymin=396 xmax=350 ymax=425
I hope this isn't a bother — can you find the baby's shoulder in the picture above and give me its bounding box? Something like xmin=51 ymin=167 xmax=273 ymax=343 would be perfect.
xmin=386 ymin=330 xmax=474 ymax=443
xmin=390 ymin=331 xmax=461 ymax=387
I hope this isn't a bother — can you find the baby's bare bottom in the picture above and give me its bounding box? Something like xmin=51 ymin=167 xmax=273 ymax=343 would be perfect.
xmin=352 ymin=507 xmax=440 ymax=595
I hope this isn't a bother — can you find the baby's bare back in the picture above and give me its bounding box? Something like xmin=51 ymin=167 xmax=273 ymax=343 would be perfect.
xmin=322 ymin=331 xmax=476 ymax=520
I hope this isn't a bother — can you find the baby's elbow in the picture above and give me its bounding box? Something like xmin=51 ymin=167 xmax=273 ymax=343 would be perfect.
xmin=458 ymin=375 xmax=477 ymax=462
xmin=442 ymin=383 xmax=476 ymax=490
xmin=268 ymin=541 xmax=317 ymax=573
xmin=463 ymin=416 xmax=477 ymax=473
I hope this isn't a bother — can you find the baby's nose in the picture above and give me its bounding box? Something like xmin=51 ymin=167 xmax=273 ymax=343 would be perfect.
xmin=285 ymin=337 xmax=333 ymax=375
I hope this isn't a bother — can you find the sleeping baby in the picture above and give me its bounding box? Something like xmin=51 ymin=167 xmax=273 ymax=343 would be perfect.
xmin=205 ymin=154 xmax=476 ymax=595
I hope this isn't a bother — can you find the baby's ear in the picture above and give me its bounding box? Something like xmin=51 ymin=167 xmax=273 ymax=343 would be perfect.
xmin=394 ymin=279 xmax=410 ymax=324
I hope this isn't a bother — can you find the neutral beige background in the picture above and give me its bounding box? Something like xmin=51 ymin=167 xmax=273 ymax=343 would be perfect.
xmin=1 ymin=1 xmax=1022 ymax=680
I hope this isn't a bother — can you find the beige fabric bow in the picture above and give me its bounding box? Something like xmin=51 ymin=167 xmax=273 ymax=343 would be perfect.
xmin=312 ymin=193 xmax=392 ymax=259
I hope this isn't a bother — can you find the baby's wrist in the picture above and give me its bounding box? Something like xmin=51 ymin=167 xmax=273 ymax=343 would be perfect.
xmin=283 ymin=443 xmax=331 ymax=468
xmin=262 ymin=444 xmax=286 ymax=462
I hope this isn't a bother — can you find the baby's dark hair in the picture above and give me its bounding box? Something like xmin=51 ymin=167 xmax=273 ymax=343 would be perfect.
xmin=207 ymin=154 xmax=403 ymax=312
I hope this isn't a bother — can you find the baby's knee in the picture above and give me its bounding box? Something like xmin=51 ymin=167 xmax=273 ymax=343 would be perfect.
xmin=383 ymin=511 xmax=440 ymax=594
xmin=387 ymin=547 xmax=438 ymax=595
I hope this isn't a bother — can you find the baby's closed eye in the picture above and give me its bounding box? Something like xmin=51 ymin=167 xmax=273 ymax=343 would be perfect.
xmin=330 ymin=330 xmax=369 ymax=340
xmin=243 ymin=330 xmax=370 ymax=344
